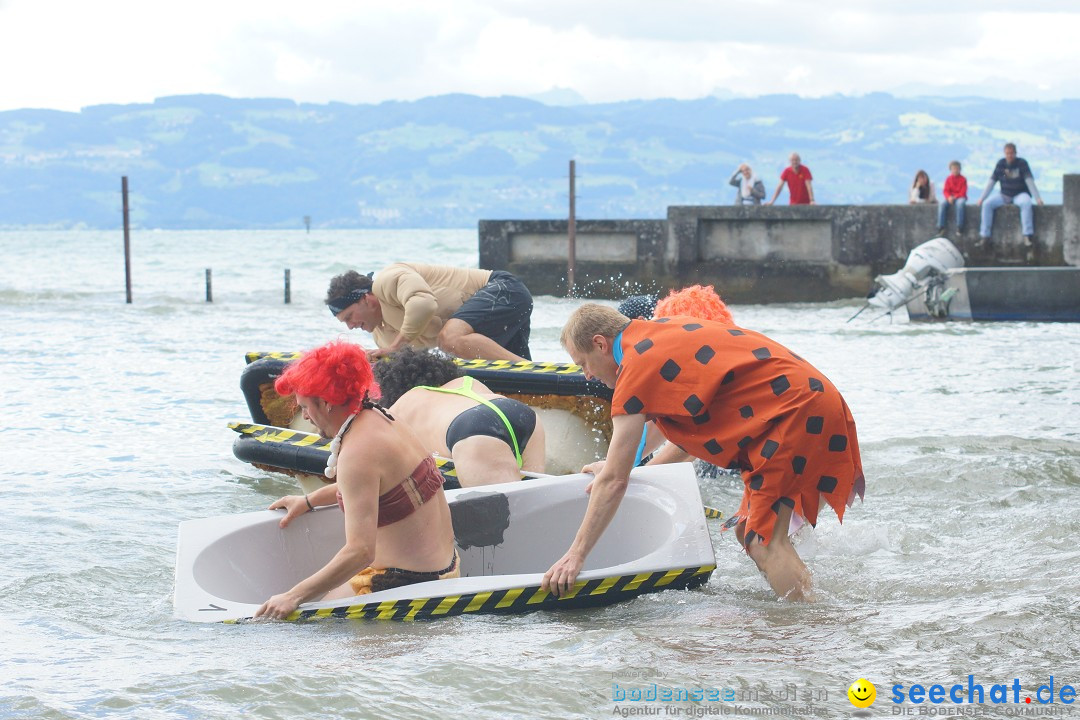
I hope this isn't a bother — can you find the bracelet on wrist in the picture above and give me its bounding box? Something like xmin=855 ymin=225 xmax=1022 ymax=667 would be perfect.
xmin=304 ymin=494 xmax=315 ymax=512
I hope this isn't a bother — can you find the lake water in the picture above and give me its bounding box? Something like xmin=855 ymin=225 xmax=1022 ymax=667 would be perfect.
xmin=2 ymin=229 xmax=1078 ymax=719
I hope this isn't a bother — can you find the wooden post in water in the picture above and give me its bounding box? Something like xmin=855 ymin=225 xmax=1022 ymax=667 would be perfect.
xmin=122 ymin=176 xmax=132 ymax=303
xmin=284 ymin=269 xmax=291 ymax=304
xmin=568 ymin=160 xmax=577 ymax=298
xmin=205 ymin=268 xmax=213 ymax=303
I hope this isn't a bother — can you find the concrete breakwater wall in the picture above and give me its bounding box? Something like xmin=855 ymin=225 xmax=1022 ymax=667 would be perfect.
xmin=479 ymin=174 xmax=1080 ymax=303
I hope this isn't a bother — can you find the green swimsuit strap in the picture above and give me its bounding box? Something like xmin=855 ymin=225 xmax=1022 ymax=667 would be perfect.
xmin=415 ymin=376 xmax=523 ymax=467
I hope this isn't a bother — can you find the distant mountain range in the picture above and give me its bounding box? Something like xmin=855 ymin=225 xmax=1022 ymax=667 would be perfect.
xmin=1 ymin=93 xmax=1077 ymax=229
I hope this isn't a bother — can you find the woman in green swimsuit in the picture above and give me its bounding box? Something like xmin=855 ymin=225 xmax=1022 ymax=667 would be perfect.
xmin=375 ymin=349 xmax=547 ymax=487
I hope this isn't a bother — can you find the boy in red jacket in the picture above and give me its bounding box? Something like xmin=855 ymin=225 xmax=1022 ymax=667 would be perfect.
xmin=936 ymin=161 xmax=968 ymax=235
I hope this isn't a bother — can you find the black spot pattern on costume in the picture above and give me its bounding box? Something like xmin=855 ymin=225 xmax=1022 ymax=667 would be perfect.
xmin=623 ymin=396 xmax=645 ymax=414
xmin=703 ymin=439 xmax=723 ymax=454
xmin=760 ymin=439 xmax=779 ymax=459
xmin=692 ymin=410 xmax=712 ymax=425
xmin=749 ymin=474 xmax=764 ymax=490
xmin=682 ymin=323 xmax=703 ymax=331
xmin=773 ymin=498 xmax=799 ymax=515
xmin=739 ymin=405 xmax=754 ymax=419
xmin=633 ymin=338 xmax=654 ymax=354
xmin=792 ymin=456 xmax=807 ymax=474
xmin=659 ymin=359 xmax=681 ymax=381
xmin=721 ymin=370 xmax=736 ymax=385
xmin=828 ymin=434 xmax=848 ymax=452
xmin=695 ymin=345 xmax=716 ymax=365
xmin=737 ymin=436 xmax=753 ymax=449
xmin=728 ymin=329 xmax=745 ymax=336
xmin=771 ymin=497 xmax=795 ymax=513
xmin=770 ymin=375 xmax=791 ymax=395
xmin=818 ymin=476 xmax=838 ymax=493
xmin=808 ymin=377 xmax=824 ymax=392
xmin=806 ymin=416 xmax=824 ymax=434
xmin=683 ymin=394 xmax=705 ymax=415
xmin=752 ymin=347 xmax=771 ymax=360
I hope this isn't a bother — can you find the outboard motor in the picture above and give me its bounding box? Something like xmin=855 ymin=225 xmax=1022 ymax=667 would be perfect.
xmin=866 ymin=237 xmax=964 ymax=312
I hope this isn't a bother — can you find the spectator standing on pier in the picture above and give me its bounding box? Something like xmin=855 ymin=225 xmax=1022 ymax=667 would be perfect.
xmin=976 ymin=143 xmax=1043 ymax=246
xmin=729 ymin=164 xmax=766 ymax=205
xmin=767 ymin=153 xmax=815 ymax=206
xmin=936 ymin=161 xmax=968 ymax=235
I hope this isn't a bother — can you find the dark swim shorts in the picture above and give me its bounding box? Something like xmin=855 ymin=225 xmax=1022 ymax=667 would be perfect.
xmin=451 ymin=271 xmax=533 ymax=359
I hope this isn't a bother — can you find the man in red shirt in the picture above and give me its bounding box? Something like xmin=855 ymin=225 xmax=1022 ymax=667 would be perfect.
xmin=936 ymin=160 xmax=968 ymax=235
xmin=767 ymin=152 xmax=815 ymax=205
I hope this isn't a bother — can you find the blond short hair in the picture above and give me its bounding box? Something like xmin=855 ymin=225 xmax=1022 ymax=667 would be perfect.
xmin=561 ymin=303 xmax=630 ymax=353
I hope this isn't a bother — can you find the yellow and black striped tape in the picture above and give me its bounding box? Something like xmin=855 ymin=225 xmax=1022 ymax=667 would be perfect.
xmin=226 ymin=564 xmax=714 ymax=624
xmin=228 ymin=422 xmax=461 ymax=481
xmin=245 ymin=351 xmax=582 ymax=375
xmin=230 ymin=421 xmax=330 ymax=449
xmin=245 ymin=351 xmax=302 ymax=363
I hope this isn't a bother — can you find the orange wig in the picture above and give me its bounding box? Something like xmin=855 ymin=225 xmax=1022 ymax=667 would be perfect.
xmin=654 ymin=284 xmax=734 ymax=324
xmin=274 ymin=340 xmax=380 ymax=413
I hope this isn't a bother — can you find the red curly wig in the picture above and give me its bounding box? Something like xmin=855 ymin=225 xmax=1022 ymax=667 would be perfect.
xmin=654 ymin=284 xmax=734 ymax=324
xmin=274 ymin=340 xmax=380 ymax=413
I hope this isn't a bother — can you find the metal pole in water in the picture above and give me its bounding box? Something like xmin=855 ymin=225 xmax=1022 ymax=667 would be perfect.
xmin=205 ymin=268 xmax=213 ymax=303
xmin=122 ymin=176 xmax=132 ymax=304
xmin=284 ymin=268 xmax=291 ymax=304
xmin=568 ymin=159 xmax=576 ymax=298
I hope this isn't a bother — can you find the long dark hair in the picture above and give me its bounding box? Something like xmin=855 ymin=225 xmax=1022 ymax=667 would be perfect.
xmin=912 ymin=170 xmax=930 ymax=200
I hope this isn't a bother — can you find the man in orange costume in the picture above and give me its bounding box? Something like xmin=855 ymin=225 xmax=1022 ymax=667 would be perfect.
xmin=542 ymin=304 xmax=864 ymax=601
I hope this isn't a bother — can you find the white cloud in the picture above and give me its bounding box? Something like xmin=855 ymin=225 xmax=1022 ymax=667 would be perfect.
xmin=0 ymin=0 xmax=1078 ymax=111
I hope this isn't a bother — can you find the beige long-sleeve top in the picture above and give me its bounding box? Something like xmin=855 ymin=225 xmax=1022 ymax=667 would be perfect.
xmin=370 ymin=263 xmax=492 ymax=349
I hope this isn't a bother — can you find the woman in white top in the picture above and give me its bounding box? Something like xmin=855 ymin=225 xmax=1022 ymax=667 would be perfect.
xmin=909 ymin=169 xmax=937 ymax=204
xmin=729 ymin=164 xmax=766 ymax=205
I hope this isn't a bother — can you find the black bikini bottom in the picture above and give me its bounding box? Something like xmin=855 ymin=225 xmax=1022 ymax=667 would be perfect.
xmin=444 ymin=397 xmax=536 ymax=457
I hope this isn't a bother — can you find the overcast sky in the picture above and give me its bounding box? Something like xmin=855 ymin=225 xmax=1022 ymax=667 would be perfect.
xmin=3 ymin=0 xmax=1079 ymax=112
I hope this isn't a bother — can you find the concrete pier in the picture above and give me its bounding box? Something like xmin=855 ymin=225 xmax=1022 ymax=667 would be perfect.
xmin=479 ymin=174 xmax=1078 ymax=303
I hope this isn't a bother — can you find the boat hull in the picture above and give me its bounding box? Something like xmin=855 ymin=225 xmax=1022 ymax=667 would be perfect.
xmin=908 ymin=267 xmax=1080 ymax=322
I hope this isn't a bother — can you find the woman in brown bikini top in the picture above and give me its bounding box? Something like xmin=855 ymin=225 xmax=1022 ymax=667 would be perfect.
xmin=254 ymin=340 xmax=456 ymax=620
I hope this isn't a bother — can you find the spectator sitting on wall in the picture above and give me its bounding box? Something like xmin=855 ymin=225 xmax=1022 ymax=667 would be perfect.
xmin=909 ymin=170 xmax=937 ymax=205
xmin=729 ymin=164 xmax=767 ymax=205
xmin=936 ymin=161 xmax=968 ymax=235
xmin=976 ymin=142 xmax=1044 ymax=248
xmin=767 ymin=153 xmax=815 ymax=206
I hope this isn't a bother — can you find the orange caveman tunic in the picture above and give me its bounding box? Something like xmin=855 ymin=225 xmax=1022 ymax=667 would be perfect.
xmin=612 ymin=318 xmax=865 ymax=546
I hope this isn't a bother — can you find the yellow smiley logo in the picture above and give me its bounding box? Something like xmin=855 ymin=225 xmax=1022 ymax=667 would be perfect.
xmin=848 ymin=678 xmax=876 ymax=708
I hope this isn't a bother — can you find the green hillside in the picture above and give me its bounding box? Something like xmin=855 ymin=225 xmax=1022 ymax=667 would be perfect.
xmin=1 ymin=93 xmax=1076 ymax=229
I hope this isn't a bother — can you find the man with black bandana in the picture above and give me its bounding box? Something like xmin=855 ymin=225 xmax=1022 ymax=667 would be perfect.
xmin=325 ymin=263 xmax=533 ymax=362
